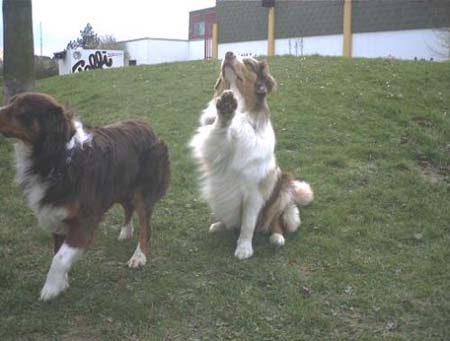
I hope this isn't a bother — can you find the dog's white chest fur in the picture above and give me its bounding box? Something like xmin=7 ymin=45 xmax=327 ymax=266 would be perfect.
xmin=190 ymin=107 xmax=276 ymax=228
xmin=14 ymin=142 xmax=69 ymax=232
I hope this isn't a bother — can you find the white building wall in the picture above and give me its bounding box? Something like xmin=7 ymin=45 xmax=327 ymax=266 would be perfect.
xmin=277 ymin=35 xmax=343 ymax=57
xmin=147 ymin=40 xmax=189 ymax=64
xmin=188 ymin=40 xmax=206 ymax=60
xmin=218 ymin=29 xmax=448 ymax=61
xmin=57 ymin=58 xmax=71 ymax=76
xmin=218 ymin=34 xmax=342 ymax=58
xmin=125 ymin=40 xmax=151 ymax=65
xmin=218 ymin=40 xmax=267 ymax=58
xmin=353 ymin=29 xmax=447 ymax=61
xmin=125 ymin=39 xmax=191 ymax=65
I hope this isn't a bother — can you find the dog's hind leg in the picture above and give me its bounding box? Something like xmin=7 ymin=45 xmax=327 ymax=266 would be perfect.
xmin=282 ymin=204 xmax=301 ymax=233
xmin=118 ymin=200 xmax=134 ymax=241
xmin=209 ymin=221 xmax=226 ymax=233
xmin=128 ymin=194 xmax=154 ymax=268
xmin=127 ymin=139 xmax=169 ymax=268
xmin=269 ymin=217 xmax=285 ymax=247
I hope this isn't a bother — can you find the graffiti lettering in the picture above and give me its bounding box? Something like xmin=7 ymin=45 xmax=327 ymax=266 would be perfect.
xmin=71 ymin=50 xmax=113 ymax=73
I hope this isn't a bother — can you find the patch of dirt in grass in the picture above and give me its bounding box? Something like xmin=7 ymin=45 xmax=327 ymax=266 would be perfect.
xmin=412 ymin=115 xmax=434 ymax=128
xmin=60 ymin=315 xmax=107 ymax=341
xmin=417 ymin=155 xmax=450 ymax=184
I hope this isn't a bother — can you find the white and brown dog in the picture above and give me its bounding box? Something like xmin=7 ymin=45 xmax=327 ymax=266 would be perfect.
xmin=190 ymin=51 xmax=313 ymax=259
xmin=0 ymin=93 xmax=170 ymax=300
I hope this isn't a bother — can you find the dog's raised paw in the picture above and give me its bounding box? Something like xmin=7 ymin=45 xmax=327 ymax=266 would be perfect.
xmin=216 ymin=90 xmax=237 ymax=117
xmin=234 ymin=241 xmax=254 ymax=260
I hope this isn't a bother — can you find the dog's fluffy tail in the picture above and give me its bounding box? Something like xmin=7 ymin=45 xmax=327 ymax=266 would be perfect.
xmin=292 ymin=180 xmax=314 ymax=207
xmin=148 ymin=139 xmax=170 ymax=200
xmin=282 ymin=204 xmax=301 ymax=233
xmin=156 ymin=140 xmax=170 ymax=199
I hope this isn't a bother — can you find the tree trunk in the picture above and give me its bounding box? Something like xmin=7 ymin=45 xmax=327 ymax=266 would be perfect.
xmin=2 ymin=0 xmax=34 ymax=103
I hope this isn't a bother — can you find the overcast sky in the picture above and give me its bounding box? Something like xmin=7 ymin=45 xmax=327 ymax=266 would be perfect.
xmin=1 ymin=0 xmax=216 ymax=57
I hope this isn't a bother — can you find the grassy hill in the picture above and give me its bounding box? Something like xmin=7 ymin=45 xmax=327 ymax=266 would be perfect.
xmin=0 ymin=56 xmax=449 ymax=339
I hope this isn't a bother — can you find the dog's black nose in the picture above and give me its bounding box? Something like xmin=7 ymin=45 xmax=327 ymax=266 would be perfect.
xmin=225 ymin=51 xmax=235 ymax=60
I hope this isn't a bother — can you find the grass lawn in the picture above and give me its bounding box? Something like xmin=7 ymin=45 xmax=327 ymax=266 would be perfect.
xmin=0 ymin=56 xmax=449 ymax=339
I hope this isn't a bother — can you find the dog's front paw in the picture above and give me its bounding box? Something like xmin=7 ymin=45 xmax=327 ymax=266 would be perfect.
xmin=216 ymin=90 xmax=237 ymax=125
xmin=39 ymin=273 xmax=69 ymax=301
xmin=127 ymin=245 xmax=147 ymax=268
xmin=234 ymin=241 xmax=254 ymax=260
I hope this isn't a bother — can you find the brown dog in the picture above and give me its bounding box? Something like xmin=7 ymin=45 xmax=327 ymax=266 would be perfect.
xmin=0 ymin=92 xmax=170 ymax=300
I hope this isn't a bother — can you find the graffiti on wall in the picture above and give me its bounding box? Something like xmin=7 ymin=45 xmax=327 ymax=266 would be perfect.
xmin=71 ymin=50 xmax=117 ymax=73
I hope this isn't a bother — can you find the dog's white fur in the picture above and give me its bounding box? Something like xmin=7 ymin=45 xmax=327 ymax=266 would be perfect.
xmin=66 ymin=120 xmax=92 ymax=150
xmin=14 ymin=121 xmax=91 ymax=235
xmin=40 ymin=243 xmax=83 ymax=301
xmin=128 ymin=244 xmax=147 ymax=268
xmin=191 ymin=116 xmax=277 ymax=258
xmin=118 ymin=222 xmax=134 ymax=241
xmin=14 ymin=142 xmax=70 ymax=234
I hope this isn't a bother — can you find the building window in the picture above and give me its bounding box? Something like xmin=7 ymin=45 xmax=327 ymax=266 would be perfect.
xmin=189 ymin=9 xmax=216 ymax=40
xmin=194 ymin=21 xmax=205 ymax=38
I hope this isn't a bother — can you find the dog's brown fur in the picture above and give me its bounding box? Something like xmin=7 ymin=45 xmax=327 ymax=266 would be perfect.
xmin=214 ymin=57 xmax=277 ymax=114
xmin=0 ymin=92 xmax=170 ymax=298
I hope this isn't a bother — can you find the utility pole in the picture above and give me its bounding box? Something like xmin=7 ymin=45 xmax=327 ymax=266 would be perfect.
xmin=40 ymin=21 xmax=43 ymax=56
xmin=343 ymin=0 xmax=353 ymax=58
xmin=263 ymin=0 xmax=276 ymax=56
xmin=2 ymin=0 xmax=35 ymax=102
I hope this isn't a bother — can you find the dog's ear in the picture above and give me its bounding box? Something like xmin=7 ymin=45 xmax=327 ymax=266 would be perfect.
xmin=259 ymin=60 xmax=277 ymax=94
xmin=60 ymin=108 xmax=76 ymax=142
xmin=41 ymin=103 xmax=74 ymax=149
xmin=255 ymin=81 xmax=268 ymax=95
xmin=55 ymin=105 xmax=76 ymax=142
xmin=50 ymin=104 xmax=66 ymax=133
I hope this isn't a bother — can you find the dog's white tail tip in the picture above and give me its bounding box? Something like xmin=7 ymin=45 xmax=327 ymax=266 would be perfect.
xmin=293 ymin=180 xmax=314 ymax=206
